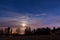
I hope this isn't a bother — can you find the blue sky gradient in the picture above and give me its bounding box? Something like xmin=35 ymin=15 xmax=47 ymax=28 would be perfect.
xmin=0 ymin=0 xmax=60 ymax=29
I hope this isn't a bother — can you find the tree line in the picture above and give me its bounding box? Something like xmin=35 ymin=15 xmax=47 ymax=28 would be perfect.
xmin=0 ymin=27 xmax=60 ymax=35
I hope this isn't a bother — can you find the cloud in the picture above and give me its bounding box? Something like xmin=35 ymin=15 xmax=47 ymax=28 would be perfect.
xmin=0 ymin=20 xmax=23 ymax=27
xmin=35 ymin=13 xmax=47 ymax=16
xmin=0 ymin=10 xmax=60 ymax=29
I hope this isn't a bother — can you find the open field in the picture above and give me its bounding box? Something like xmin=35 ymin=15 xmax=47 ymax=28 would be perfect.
xmin=0 ymin=35 xmax=60 ymax=40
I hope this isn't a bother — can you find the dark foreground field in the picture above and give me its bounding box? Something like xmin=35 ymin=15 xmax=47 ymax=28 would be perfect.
xmin=0 ymin=35 xmax=60 ymax=40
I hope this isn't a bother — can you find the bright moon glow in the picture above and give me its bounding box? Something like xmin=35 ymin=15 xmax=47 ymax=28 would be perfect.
xmin=22 ymin=23 xmax=26 ymax=27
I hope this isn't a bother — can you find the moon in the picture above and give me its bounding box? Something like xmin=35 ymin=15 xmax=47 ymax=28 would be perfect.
xmin=22 ymin=23 xmax=26 ymax=27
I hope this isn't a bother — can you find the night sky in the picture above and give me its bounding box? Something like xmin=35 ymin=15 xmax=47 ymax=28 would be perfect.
xmin=0 ymin=0 xmax=60 ymax=29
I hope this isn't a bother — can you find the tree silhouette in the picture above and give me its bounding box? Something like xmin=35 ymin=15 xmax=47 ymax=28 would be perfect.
xmin=5 ymin=27 xmax=10 ymax=35
xmin=52 ymin=27 xmax=56 ymax=33
xmin=0 ymin=26 xmax=60 ymax=35
xmin=10 ymin=28 xmax=12 ymax=35
xmin=32 ymin=29 xmax=36 ymax=35
xmin=54 ymin=28 xmax=60 ymax=35
xmin=33 ymin=27 xmax=51 ymax=35
xmin=25 ymin=27 xmax=32 ymax=35
xmin=45 ymin=27 xmax=51 ymax=35
xmin=0 ymin=29 xmax=3 ymax=35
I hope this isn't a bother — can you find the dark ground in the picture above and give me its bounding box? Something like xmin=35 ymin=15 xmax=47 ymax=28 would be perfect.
xmin=0 ymin=35 xmax=60 ymax=40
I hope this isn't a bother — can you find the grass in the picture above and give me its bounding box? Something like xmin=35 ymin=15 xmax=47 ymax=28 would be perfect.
xmin=0 ymin=35 xmax=60 ymax=40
